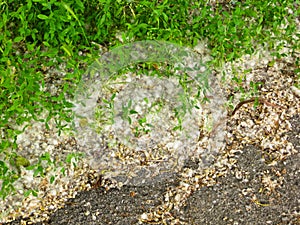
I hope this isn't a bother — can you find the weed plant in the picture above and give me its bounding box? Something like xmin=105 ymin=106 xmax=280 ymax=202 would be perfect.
xmin=0 ymin=0 xmax=299 ymax=200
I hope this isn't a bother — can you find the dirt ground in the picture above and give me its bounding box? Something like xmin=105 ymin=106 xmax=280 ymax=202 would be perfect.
xmin=5 ymin=114 xmax=299 ymax=225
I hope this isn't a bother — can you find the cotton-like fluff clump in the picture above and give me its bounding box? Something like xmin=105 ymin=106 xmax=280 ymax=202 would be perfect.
xmin=71 ymin=40 xmax=226 ymax=186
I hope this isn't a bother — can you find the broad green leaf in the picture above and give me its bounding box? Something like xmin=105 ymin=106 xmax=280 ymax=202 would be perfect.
xmin=37 ymin=14 xmax=49 ymax=20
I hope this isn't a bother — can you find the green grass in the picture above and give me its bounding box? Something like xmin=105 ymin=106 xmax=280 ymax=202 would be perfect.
xmin=0 ymin=0 xmax=299 ymax=200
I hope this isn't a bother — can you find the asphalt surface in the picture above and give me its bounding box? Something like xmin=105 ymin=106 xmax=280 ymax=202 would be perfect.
xmin=5 ymin=114 xmax=300 ymax=225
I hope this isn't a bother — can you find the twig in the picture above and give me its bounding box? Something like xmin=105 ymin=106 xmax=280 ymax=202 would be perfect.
xmin=230 ymin=97 xmax=286 ymax=117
